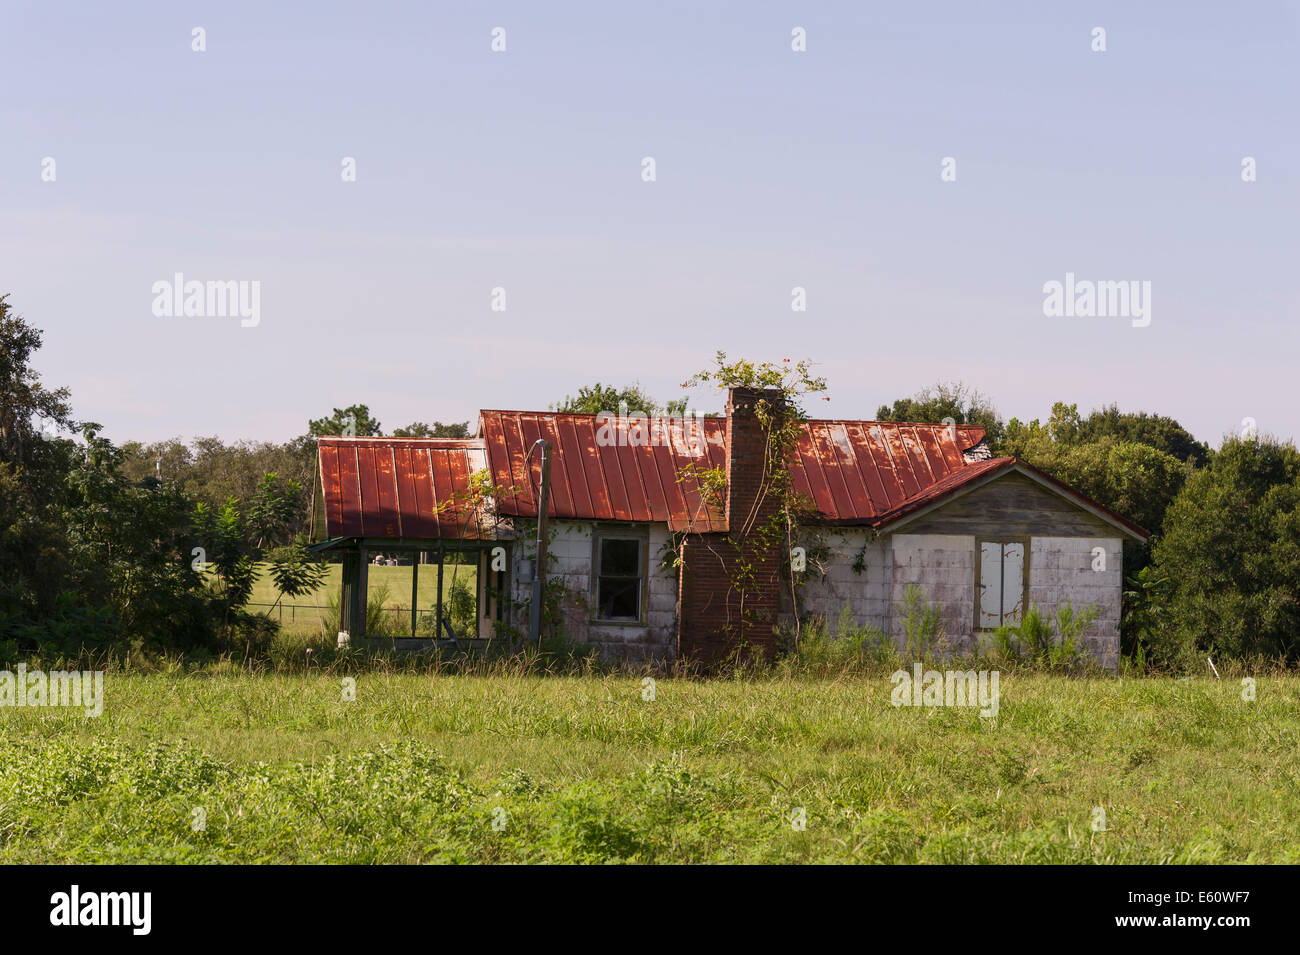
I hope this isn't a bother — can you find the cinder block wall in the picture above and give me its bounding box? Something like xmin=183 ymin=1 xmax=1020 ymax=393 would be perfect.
xmin=888 ymin=534 xmax=977 ymax=652
xmin=1028 ymin=536 xmax=1122 ymax=668
xmin=506 ymin=526 xmax=1122 ymax=666
xmin=785 ymin=531 xmax=891 ymax=634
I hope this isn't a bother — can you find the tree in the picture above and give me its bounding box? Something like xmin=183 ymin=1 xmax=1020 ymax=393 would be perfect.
xmin=118 ymin=435 xmax=317 ymax=546
xmin=119 ymin=437 xmax=194 ymax=484
xmin=552 ymin=383 xmax=686 ymax=417
xmin=1077 ymin=403 xmax=1209 ymax=467
xmin=308 ymin=404 xmax=381 ymax=437
xmin=1148 ymin=436 xmax=1300 ymax=666
xmin=0 ymin=296 xmax=295 ymax=655
xmin=248 ymin=472 xmax=305 ymax=549
xmin=876 ymin=381 xmax=1005 ymax=450
xmin=192 ymin=467 xmax=326 ymax=615
xmin=0 ymin=296 xmax=79 ymax=626
xmin=0 ymin=295 xmax=73 ymax=466
xmin=392 ymin=421 xmax=471 ymax=438
xmin=60 ymin=424 xmax=214 ymax=651
xmin=1001 ymin=409 xmax=1191 ymax=536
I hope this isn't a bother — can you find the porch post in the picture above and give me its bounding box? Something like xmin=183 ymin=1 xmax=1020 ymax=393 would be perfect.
xmin=354 ymin=546 xmax=369 ymax=639
xmin=411 ymin=551 xmax=419 ymax=638
xmin=339 ymin=553 xmax=354 ymax=636
xmin=436 ymin=545 xmax=445 ymax=639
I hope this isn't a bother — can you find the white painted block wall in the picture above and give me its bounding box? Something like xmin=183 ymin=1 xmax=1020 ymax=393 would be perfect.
xmin=788 ymin=531 xmax=891 ymax=634
xmin=1028 ymin=536 xmax=1122 ymax=669
xmin=794 ymin=532 xmax=1122 ymax=666
xmin=509 ymin=520 xmax=678 ymax=661
xmin=888 ymin=534 xmax=976 ymax=652
xmin=508 ymin=522 xmax=1123 ymax=666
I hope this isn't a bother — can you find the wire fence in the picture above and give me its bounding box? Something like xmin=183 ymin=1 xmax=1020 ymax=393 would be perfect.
xmin=246 ymin=602 xmax=443 ymax=628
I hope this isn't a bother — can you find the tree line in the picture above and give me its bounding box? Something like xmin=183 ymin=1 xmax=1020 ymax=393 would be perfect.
xmin=1 ymin=293 xmax=1297 ymax=667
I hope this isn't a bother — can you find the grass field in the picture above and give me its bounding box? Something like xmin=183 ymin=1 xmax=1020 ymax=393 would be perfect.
xmin=1 ymin=670 xmax=1296 ymax=863
xmin=248 ymin=560 xmax=478 ymax=635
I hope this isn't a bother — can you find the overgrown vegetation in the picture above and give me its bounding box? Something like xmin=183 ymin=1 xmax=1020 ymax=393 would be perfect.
xmin=991 ymin=604 xmax=1099 ymax=672
xmin=682 ymin=353 xmax=827 ymax=655
xmin=0 ymin=296 xmax=321 ymax=657
xmin=1 ymin=669 xmax=1295 ymax=863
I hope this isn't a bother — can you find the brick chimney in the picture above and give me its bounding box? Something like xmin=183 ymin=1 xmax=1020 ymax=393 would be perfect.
xmin=724 ymin=386 xmax=786 ymax=534
xmin=677 ymin=386 xmax=788 ymax=666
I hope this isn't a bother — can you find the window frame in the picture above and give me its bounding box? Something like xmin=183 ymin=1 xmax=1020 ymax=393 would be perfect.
xmin=591 ymin=526 xmax=648 ymax=625
xmin=974 ymin=536 xmax=1031 ymax=631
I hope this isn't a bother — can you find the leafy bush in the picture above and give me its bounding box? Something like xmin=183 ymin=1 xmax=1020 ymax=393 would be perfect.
xmin=991 ymin=603 xmax=1098 ymax=670
xmin=1149 ymin=435 xmax=1300 ymax=665
xmin=1 ymin=591 xmax=120 ymax=657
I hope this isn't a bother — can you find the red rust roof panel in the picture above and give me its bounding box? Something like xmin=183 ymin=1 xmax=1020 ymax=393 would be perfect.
xmin=318 ymin=416 xmax=1006 ymax=540
xmin=478 ymin=410 xmax=728 ymax=532
xmin=793 ymin=420 xmax=987 ymax=524
xmin=317 ymin=438 xmax=492 ymax=540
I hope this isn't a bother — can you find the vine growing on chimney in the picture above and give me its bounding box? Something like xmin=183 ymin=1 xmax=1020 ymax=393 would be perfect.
xmin=680 ymin=352 xmax=827 ymax=656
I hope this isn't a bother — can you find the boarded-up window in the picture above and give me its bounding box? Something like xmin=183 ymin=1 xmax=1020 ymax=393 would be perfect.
xmin=977 ymin=540 xmax=1026 ymax=629
xmin=595 ymin=535 xmax=644 ymax=621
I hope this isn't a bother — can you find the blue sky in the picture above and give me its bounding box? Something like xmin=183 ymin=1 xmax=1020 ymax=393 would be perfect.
xmin=3 ymin=0 xmax=1297 ymax=446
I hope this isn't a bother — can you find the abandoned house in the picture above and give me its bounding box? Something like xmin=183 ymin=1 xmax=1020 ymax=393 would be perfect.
xmin=311 ymin=387 xmax=1148 ymax=667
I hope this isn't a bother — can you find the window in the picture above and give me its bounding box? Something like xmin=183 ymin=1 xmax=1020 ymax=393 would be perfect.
xmin=977 ymin=539 xmax=1027 ymax=629
xmin=595 ymin=534 xmax=644 ymax=622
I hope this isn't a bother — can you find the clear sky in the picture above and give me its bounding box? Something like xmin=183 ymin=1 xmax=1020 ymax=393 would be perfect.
xmin=4 ymin=1 xmax=1296 ymax=447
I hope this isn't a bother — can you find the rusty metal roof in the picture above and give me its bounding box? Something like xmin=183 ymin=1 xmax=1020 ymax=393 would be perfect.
xmin=317 ymin=417 xmax=995 ymax=539
xmin=317 ymin=437 xmax=495 ymax=540
xmin=317 ymin=414 xmax=1146 ymax=542
xmin=478 ymin=410 xmax=729 ymax=532
xmin=790 ymin=421 xmax=986 ymax=523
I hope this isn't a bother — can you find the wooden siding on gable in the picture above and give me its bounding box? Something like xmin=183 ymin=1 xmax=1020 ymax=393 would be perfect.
xmin=898 ymin=471 xmax=1113 ymax=538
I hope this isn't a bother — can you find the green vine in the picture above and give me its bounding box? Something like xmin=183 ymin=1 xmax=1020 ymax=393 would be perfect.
xmin=679 ymin=352 xmax=828 ymax=654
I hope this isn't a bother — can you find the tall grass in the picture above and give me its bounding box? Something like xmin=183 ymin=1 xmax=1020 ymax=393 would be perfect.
xmin=991 ymin=603 xmax=1101 ymax=672
xmin=322 ymin=582 xmax=395 ymax=640
xmin=1 ymin=670 xmax=1296 ymax=863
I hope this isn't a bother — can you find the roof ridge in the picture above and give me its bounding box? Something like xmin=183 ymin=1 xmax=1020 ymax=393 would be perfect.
xmin=804 ymin=418 xmax=983 ymax=427
xmin=315 ymin=436 xmax=486 ymax=445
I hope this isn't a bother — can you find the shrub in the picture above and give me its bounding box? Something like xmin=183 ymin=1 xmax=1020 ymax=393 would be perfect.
xmin=1150 ymin=435 xmax=1300 ymax=665
xmin=991 ymin=603 xmax=1098 ymax=671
